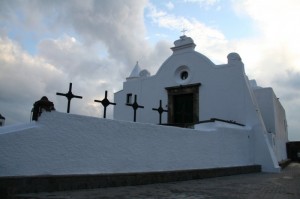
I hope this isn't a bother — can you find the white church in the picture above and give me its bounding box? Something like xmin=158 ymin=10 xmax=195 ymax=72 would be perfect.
xmin=0 ymin=36 xmax=289 ymax=183
xmin=114 ymin=35 xmax=288 ymax=169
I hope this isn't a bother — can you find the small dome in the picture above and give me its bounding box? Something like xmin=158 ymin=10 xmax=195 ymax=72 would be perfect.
xmin=174 ymin=35 xmax=194 ymax=47
xmin=227 ymin=52 xmax=242 ymax=62
xmin=171 ymin=35 xmax=196 ymax=52
xmin=227 ymin=53 xmax=244 ymax=67
xmin=139 ymin=69 xmax=150 ymax=77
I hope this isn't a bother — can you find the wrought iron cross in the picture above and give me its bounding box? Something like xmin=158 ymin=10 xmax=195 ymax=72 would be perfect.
xmin=94 ymin=90 xmax=116 ymax=118
xmin=56 ymin=82 xmax=83 ymax=113
xmin=152 ymin=100 xmax=168 ymax=124
xmin=126 ymin=95 xmax=144 ymax=122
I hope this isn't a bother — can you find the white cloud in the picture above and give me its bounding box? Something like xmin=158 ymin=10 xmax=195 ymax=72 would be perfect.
xmin=0 ymin=36 xmax=66 ymax=123
xmin=146 ymin=3 xmax=229 ymax=63
xmin=0 ymin=0 xmax=172 ymax=125
xmin=165 ymin=1 xmax=175 ymax=10
xmin=183 ymin=0 xmax=218 ymax=5
xmin=183 ymin=0 xmax=220 ymax=9
xmin=232 ymin=0 xmax=300 ymax=87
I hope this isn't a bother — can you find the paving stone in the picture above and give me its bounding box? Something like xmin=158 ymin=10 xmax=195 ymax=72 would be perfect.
xmin=15 ymin=163 xmax=300 ymax=199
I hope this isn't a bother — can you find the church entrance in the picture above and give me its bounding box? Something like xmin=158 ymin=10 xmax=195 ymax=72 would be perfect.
xmin=165 ymin=83 xmax=200 ymax=127
xmin=173 ymin=93 xmax=193 ymax=123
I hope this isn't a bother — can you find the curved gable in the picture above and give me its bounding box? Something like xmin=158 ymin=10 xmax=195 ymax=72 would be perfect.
xmin=155 ymin=36 xmax=215 ymax=80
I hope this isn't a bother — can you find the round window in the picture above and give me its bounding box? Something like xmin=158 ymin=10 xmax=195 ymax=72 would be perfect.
xmin=180 ymin=71 xmax=188 ymax=80
xmin=175 ymin=65 xmax=191 ymax=84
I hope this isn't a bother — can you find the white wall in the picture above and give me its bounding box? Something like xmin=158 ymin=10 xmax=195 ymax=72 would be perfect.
xmin=253 ymin=88 xmax=288 ymax=162
xmin=0 ymin=111 xmax=255 ymax=177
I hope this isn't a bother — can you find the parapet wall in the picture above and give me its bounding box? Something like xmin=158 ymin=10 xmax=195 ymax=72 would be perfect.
xmin=0 ymin=111 xmax=254 ymax=177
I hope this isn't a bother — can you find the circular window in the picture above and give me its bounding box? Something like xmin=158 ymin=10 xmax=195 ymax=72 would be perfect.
xmin=180 ymin=71 xmax=188 ymax=80
xmin=174 ymin=65 xmax=191 ymax=84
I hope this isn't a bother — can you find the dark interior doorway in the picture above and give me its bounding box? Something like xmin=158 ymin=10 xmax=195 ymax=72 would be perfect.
xmin=173 ymin=93 xmax=193 ymax=123
xmin=165 ymin=83 xmax=201 ymax=126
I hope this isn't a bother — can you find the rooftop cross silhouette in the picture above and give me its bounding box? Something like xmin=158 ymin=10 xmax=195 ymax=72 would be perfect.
xmin=181 ymin=28 xmax=187 ymax=36
xmin=126 ymin=95 xmax=144 ymax=122
xmin=94 ymin=90 xmax=116 ymax=118
xmin=56 ymin=83 xmax=83 ymax=113
xmin=152 ymin=100 xmax=168 ymax=124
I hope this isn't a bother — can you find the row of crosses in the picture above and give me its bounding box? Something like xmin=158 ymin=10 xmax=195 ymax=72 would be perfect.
xmin=56 ymin=83 xmax=168 ymax=124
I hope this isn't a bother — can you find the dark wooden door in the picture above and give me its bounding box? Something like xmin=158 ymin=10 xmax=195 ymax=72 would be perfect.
xmin=173 ymin=93 xmax=193 ymax=124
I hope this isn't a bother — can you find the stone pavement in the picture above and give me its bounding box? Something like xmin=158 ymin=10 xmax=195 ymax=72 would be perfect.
xmin=16 ymin=163 xmax=300 ymax=199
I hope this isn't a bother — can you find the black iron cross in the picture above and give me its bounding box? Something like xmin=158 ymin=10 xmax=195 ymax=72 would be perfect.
xmin=56 ymin=82 xmax=83 ymax=113
xmin=94 ymin=90 xmax=116 ymax=118
xmin=126 ymin=95 xmax=144 ymax=122
xmin=152 ymin=100 xmax=168 ymax=124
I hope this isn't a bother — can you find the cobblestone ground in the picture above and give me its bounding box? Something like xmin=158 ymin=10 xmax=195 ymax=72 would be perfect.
xmin=16 ymin=163 xmax=300 ymax=199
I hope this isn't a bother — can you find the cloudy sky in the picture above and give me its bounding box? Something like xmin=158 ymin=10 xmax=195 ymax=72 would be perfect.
xmin=0 ymin=0 xmax=299 ymax=140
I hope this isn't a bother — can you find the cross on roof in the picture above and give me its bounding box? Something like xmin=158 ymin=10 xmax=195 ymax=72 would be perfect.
xmin=56 ymin=82 xmax=83 ymax=113
xmin=94 ymin=90 xmax=116 ymax=118
xmin=181 ymin=28 xmax=187 ymax=36
xmin=152 ymin=100 xmax=168 ymax=124
xmin=126 ymin=95 xmax=144 ymax=122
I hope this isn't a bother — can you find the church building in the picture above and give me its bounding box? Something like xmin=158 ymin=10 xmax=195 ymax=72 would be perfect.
xmin=114 ymin=35 xmax=288 ymax=168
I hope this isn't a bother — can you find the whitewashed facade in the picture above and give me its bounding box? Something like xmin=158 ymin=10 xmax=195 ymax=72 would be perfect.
xmin=114 ymin=35 xmax=288 ymax=171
